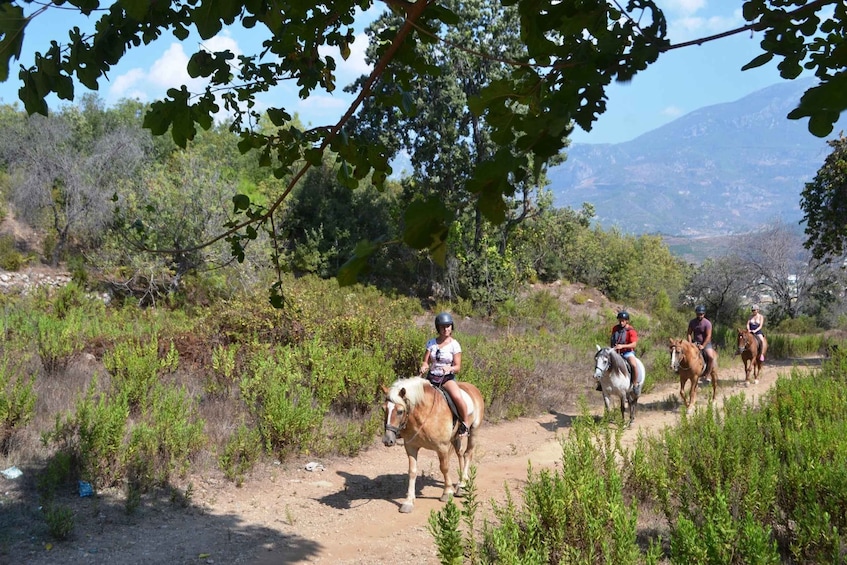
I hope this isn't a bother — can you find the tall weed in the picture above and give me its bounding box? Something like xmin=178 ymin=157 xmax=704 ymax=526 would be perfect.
xmin=44 ymin=378 xmax=130 ymax=489
xmin=0 ymin=353 xmax=36 ymax=454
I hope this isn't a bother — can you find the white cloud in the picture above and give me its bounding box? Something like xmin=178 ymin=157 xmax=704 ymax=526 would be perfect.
xmin=106 ymin=32 xmax=245 ymax=105
xmin=109 ymin=68 xmax=147 ymax=101
xmin=318 ymin=32 xmax=373 ymax=89
xmin=661 ymin=105 xmax=683 ymax=118
xmin=662 ymin=0 xmax=707 ymax=17
xmin=667 ymin=8 xmax=744 ymax=42
xmin=294 ymin=94 xmax=351 ymax=126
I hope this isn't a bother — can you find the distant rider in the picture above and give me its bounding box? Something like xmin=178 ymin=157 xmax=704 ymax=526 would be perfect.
xmin=610 ymin=311 xmax=640 ymax=390
xmin=746 ymin=304 xmax=768 ymax=362
xmin=687 ymin=305 xmax=716 ymax=381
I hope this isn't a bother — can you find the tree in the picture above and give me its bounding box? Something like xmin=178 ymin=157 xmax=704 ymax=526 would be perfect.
xmin=684 ymin=255 xmax=753 ymax=329
xmin=348 ymin=0 xmax=567 ymax=306
xmin=0 ymin=102 xmax=149 ymax=266
xmin=0 ymin=0 xmax=844 ymax=292
xmin=732 ymin=220 xmax=833 ymax=324
xmin=801 ymin=133 xmax=847 ymax=262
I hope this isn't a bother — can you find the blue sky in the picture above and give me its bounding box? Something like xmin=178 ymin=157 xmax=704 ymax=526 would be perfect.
xmin=0 ymin=2 xmax=807 ymax=145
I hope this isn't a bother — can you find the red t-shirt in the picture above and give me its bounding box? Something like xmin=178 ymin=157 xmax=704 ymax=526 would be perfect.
xmin=610 ymin=324 xmax=637 ymax=353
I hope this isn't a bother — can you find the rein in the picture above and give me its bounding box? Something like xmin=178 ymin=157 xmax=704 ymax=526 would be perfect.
xmin=386 ymin=385 xmax=439 ymax=444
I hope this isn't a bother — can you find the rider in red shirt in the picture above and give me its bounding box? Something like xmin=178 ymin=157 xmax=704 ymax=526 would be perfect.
xmin=611 ymin=311 xmax=639 ymax=389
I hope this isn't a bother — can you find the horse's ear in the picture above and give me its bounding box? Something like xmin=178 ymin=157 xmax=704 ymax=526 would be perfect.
xmin=380 ymin=384 xmax=389 ymax=395
xmin=596 ymin=344 xmax=601 ymax=351
xmin=399 ymin=387 xmax=408 ymax=399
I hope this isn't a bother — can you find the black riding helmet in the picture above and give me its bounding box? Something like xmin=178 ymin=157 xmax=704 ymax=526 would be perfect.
xmin=435 ymin=312 xmax=454 ymax=329
xmin=695 ymin=305 xmax=706 ymax=314
xmin=617 ymin=311 xmax=630 ymax=320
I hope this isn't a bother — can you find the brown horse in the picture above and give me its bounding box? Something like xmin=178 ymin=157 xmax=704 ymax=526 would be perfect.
xmin=668 ymin=338 xmax=717 ymax=407
xmin=381 ymin=376 xmax=484 ymax=513
xmin=736 ymin=328 xmax=762 ymax=384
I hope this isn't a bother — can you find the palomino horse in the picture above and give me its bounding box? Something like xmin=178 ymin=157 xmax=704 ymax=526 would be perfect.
xmin=736 ymin=328 xmax=762 ymax=384
xmin=381 ymin=376 xmax=484 ymax=513
xmin=593 ymin=346 xmax=645 ymax=427
xmin=668 ymin=338 xmax=717 ymax=407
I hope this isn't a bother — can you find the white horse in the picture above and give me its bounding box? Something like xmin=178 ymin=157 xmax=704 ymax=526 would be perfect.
xmin=593 ymin=345 xmax=645 ymax=427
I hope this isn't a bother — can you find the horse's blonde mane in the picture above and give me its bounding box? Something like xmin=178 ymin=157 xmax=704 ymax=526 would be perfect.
xmin=387 ymin=376 xmax=429 ymax=408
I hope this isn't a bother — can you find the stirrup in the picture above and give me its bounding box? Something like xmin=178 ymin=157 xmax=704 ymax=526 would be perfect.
xmin=457 ymin=422 xmax=469 ymax=437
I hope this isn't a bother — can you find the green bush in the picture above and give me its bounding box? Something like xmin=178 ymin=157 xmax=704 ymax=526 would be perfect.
xmin=103 ymin=336 xmax=177 ymax=410
xmin=34 ymin=311 xmax=86 ymax=374
xmin=0 ymin=355 xmax=36 ymax=454
xmin=43 ymin=504 xmax=75 ymax=541
xmin=220 ymin=423 xmax=263 ymax=486
xmin=0 ymin=234 xmax=26 ymax=271
xmin=43 ymin=378 xmax=130 ymax=489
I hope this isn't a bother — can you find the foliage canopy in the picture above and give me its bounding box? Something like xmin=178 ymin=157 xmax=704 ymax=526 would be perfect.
xmin=1 ymin=0 xmax=845 ymax=285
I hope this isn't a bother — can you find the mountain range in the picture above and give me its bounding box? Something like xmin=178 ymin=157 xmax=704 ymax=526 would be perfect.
xmin=549 ymin=78 xmax=846 ymax=238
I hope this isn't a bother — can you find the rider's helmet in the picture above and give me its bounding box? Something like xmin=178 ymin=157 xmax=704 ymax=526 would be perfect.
xmin=617 ymin=311 xmax=630 ymax=320
xmin=435 ymin=312 xmax=454 ymax=329
xmin=695 ymin=305 xmax=706 ymax=314
xmin=751 ymin=304 xmax=760 ymax=311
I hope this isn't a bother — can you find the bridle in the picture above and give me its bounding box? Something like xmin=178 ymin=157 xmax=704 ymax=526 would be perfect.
xmin=384 ymin=397 xmax=410 ymax=436
xmin=384 ymin=386 xmax=439 ymax=443
xmin=671 ymin=343 xmax=695 ymax=372
xmin=738 ymin=331 xmax=754 ymax=353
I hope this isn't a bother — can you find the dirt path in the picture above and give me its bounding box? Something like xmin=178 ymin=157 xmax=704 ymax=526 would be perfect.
xmin=10 ymin=358 xmax=811 ymax=564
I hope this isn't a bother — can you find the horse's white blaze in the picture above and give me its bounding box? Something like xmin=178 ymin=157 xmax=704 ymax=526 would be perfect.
xmin=385 ymin=402 xmax=396 ymax=426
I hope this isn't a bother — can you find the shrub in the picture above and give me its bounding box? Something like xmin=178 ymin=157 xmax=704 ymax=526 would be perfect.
xmin=0 ymin=234 xmax=26 ymax=271
xmin=43 ymin=378 xmax=130 ymax=489
xmin=220 ymin=423 xmax=263 ymax=486
xmin=0 ymin=356 xmax=36 ymax=454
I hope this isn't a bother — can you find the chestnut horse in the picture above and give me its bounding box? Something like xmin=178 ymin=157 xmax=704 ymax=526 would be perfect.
xmin=668 ymin=338 xmax=717 ymax=407
xmin=381 ymin=376 xmax=484 ymax=513
xmin=735 ymin=328 xmax=762 ymax=384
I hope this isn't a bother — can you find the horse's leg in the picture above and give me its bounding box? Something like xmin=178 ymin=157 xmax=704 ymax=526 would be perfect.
xmin=679 ymin=375 xmax=689 ymax=406
xmin=603 ymin=392 xmax=612 ymax=418
xmin=628 ymin=396 xmax=637 ymax=426
xmin=689 ymin=376 xmax=698 ymax=407
xmin=619 ymin=396 xmax=626 ymax=425
xmin=709 ymin=368 xmax=718 ymax=402
xmin=437 ymin=446 xmax=455 ymax=503
xmin=399 ymin=446 xmax=420 ymax=513
xmin=454 ymin=428 xmax=476 ymax=496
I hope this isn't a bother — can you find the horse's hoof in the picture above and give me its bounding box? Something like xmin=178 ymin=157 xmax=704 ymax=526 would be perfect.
xmin=399 ymin=503 xmax=414 ymax=513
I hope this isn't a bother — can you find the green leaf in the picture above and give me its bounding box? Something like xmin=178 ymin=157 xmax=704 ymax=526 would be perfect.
xmin=232 ymin=194 xmax=250 ymax=212
xmin=403 ymin=197 xmax=451 ymax=255
xmin=267 ymin=107 xmax=289 ymax=126
xmin=0 ymin=4 xmax=26 ymax=82
xmin=741 ymin=53 xmax=773 ymax=71
xmin=119 ymin=0 xmax=150 ymax=21
xmin=337 ymin=240 xmax=378 ymax=286
xmin=304 ymin=148 xmax=323 ymax=166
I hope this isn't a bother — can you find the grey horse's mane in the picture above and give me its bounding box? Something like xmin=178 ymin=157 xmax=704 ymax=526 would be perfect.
xmin=387 ymin=376 xmax=428 ymax=408
xmin=601 ymin=347 xmax=630 ymax=375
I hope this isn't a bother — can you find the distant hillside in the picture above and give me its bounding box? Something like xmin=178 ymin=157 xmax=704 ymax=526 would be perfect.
xmin=550 ymin=78 xmax=846 ymax=238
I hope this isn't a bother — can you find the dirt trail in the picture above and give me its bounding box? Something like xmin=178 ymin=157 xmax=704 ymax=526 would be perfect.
xmin=10 ymin=359 xmax=810 ymax=565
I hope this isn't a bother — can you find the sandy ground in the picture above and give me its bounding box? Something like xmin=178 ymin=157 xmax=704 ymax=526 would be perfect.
xmin=2 ymin=357 xmax=809 ymax=564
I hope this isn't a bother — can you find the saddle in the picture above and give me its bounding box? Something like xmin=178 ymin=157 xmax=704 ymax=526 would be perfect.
xmin=431 ymin=382 xmax=462 ymax=424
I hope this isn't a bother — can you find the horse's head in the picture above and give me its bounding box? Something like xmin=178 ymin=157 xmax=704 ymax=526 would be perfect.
xmin=381 ymin=377 xmax=426 ymax=447
xmin=382 ymin=384 xmax=408 ymax=447
xmin=668 ymin=338 xmax=691 ymax=372
xmin=594 ymin=345 xmax=611 ymax=378
xmin=736 ymin=328 xmax=752 ymax=355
